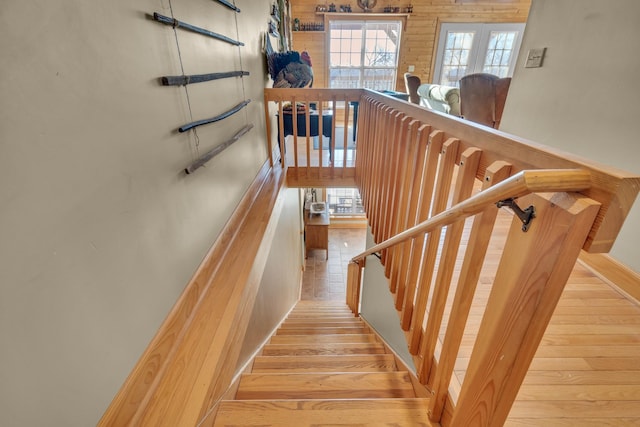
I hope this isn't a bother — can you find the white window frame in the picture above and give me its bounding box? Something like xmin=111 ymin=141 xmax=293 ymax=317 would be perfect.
xmin=433 ymin=22 xmax=525 ymax=86
xmin=328 ymin=19 xmax=403 ymax=91
xmin=326 ymin=188 xmax=364 ymax=216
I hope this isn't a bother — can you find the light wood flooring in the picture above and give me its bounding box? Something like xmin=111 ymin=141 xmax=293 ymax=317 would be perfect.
xmin=300 ymin=224 xmax=640 ymax=426
xmin=302 ymin=228 xmax=366 ymax=301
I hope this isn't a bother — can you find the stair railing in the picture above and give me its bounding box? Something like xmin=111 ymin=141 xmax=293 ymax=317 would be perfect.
xmin=347 ymin=168 xmax=596 ymax=426
xmin=264 ymin=88 xmax=363 ymax=188
xmin=264 ymin=87 xmax=639 ymax=426
xmin=341 ymin=90 xmax=639 ymax=427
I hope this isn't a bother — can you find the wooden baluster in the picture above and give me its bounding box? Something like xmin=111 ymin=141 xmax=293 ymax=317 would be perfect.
xmin=305 ymin=101 xmax=311 ymax=173
xmin=408 ymin=138 xmax=460 ymax=355
xmin=342 ymin=99 xmax=351 ymax=174
xmin=385 ymin=115 xmax=412 ymax=284
xmin=372 ymin=106 xmax=392 ymax=243
xmin=263 ymin=95 xmax=274 ymax=167
xmin=357 ymin=99 xmax=373 ymax=202
xmin=331 ymin=95 xmax=337 ymax=173
xmin=317 ymin=99 xmax=324 ymax=171
xmin=380 ymin=111 xmax=405 ymax=267
xmin=417 ymin=147 xmax=482 ymax=383
xmin=427 ymin=161 xmax=512 ymax=422
xmin=277 ymin=101 xmax=286 ymax=167
xmin=395 ymin=124 xmax=431 ymax=311
xmin=400 ymin=130 xmax=444 ymax=330
xmin=378 ymin=108 xmax=398 ymax=248
xmin=291 ymin=96 xmax=299 ymax=175
xmin=450 ymin=192 xmax=600 ymax=427
xmin=365 ymin=100 xmax=383 ymax=218
xmin=346 ymin=259 xmax=364 ymax=314
xmin=367 ymin=101 xmax=384 ymax=229
xmin=390 ymin=119 xmax=422 ymax=301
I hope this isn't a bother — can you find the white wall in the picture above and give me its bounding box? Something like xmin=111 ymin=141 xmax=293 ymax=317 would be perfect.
xmin=360 ymin=227 xmax=415 ymax=370
xmin=0 ymin=1 xmax=282 ymax=425
xmin=237 ymin=188 xmax=303 ymax=370
xmin=500 ymin=0 xmax=640 ymax=272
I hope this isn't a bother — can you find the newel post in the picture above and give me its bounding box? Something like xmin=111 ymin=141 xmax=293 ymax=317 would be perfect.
xmin=346 ymin=259 xmax=365 ymax=314
xmin=449 ymin=192 xmax=600 ymax=426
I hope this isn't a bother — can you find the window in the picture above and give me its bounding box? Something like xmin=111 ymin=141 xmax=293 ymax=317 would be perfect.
xmin=329 ymin=20 xmax=402 ymax=90
xmin=433 ymin=23 xmax=525 ymax=86
xmin=326 ymin=188 xmax=364 ymax=216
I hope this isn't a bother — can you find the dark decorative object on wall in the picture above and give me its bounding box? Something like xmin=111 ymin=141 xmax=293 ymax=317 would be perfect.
xmin=161 ymin=70 xmax=249 ymax=86
xmin=184 ymin=124 xmax=254 ymax=174
xmin=266 ymin=36 xmax=313 ymax=88
xmin=212 ymin=0 xmax=240 ymax=12
xmin=152 ymin=1 xmax=252 ymax=173
xmin=153 ymin=12 xmax=244 ymax=46
xmin=357 ymin=0 xmax=377 ymax=12
xmin=178 ymin=99 xmax=251 ymax=133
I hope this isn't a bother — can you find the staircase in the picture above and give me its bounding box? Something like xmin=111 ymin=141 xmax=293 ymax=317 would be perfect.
xmin=212 ymin=301 xmax=435 ymax=426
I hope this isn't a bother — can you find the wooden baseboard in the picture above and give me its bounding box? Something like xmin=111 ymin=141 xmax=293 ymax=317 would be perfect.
xmin=579 ymin=252 xmax=640 ymax=304
xmin=99 ymin=159 xmax=287 ymax=426
xmin=329 ymin=218 xmax=367 ymax=229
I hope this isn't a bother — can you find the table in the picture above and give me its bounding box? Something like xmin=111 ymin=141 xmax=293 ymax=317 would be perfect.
xmin=304 ymin=209 xmax=329 ymax=260
xmin=277 ymin=110 xmax=334 ymax=143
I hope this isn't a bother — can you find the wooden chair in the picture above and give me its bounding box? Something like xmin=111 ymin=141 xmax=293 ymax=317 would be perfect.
xmin=459 ymin=73 xmax=511 ymax=128
xmin=404 ymin=73 xmax=422 ymax=105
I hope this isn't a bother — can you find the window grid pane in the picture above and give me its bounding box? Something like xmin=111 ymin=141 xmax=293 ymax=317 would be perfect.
xmin=440 ymin=31 xmax=475 ymax=86
xmin=482 ymin=31 xmax=518 ymax=78
xmin=327 ymin=188 xmax=365 ymax=216
xmin=329 ymin=20 xmax=401 ymax=90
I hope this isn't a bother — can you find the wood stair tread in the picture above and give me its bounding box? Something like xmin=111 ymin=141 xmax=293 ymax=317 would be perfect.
xmin=279 ymin=321 xmax=365 ymax=328
xmin=261 ymin=342 xmax=386 ymax=356
xmin=269 ymin=333 xmax=379 ymax=344
xmin=213 ymin=398 xmax=433 ymax=426
xmin=235 ymin=372 xmax=416 ymax=399
xmin=212 ymin=301 xmax=427 ymax=426
xmin=284 ymin=316 xmax=363 ymax=326
xmin=252 ymin=354 xmax=398 ymax=373
xmin=275 ymin=326 xmax=369 ymax=335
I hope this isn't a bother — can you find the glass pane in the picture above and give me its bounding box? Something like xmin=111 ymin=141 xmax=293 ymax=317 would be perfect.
xmin=327 ymin=188 xmax=365 ymax=216
xmin=483 ymin=31 xmax=519 ymax=77
xmin=329 ymin=20 xmax=401 ymax=89
xmin=440 ymin=31 xmax=474 ymax=85
xmin=363 ymin=68 xmax=395 ymax=91
xmin=329 ymin=68 xmax=362 ymax=89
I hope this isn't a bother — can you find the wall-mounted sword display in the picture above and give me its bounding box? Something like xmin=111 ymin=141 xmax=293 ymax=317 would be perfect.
xmin=153 ymin=12 xmax=244 ymax=46
xmin=212 ymin=0 xmax=241 ymax=13
xmin=161 ymin=71 xmax=249 ymax=86
xmin=178 ymin=99 xmax=251 ymax=133
xmin=185 ymin=124 xmax=253 ymax=174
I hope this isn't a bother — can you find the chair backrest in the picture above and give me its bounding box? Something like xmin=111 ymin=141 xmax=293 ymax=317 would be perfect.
xmin=459 ymin=73 xmax=511 ymax=128
xmin=404 ymin=73 xmax=421 ymax=105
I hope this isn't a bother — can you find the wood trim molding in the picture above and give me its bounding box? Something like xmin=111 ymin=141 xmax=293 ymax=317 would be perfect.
xmin=579 ymin=252 xmax=640 ymax=304
xmin=99 ymin=159 xmax=288 ymax=426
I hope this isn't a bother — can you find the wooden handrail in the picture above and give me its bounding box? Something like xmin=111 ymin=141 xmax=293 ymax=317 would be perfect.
xmin=350 ymin=168 xmax=592 ymax=263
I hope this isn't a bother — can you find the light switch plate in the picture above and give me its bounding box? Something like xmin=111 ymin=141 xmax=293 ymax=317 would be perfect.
xmin=525 ymin=48 xmax=546 ymax=68
xmin=408 ymin=65 xmax=415 ymax=72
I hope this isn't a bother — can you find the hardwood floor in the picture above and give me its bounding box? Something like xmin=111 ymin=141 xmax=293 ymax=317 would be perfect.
xmin=299 ymin=222 xmax=640 ymax=425
xmin=302 ymin=227 xmax=366 ymax=301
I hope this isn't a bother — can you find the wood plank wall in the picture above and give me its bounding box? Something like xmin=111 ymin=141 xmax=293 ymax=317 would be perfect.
xmin=290 ymin=0 xmax=531 ymax=91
